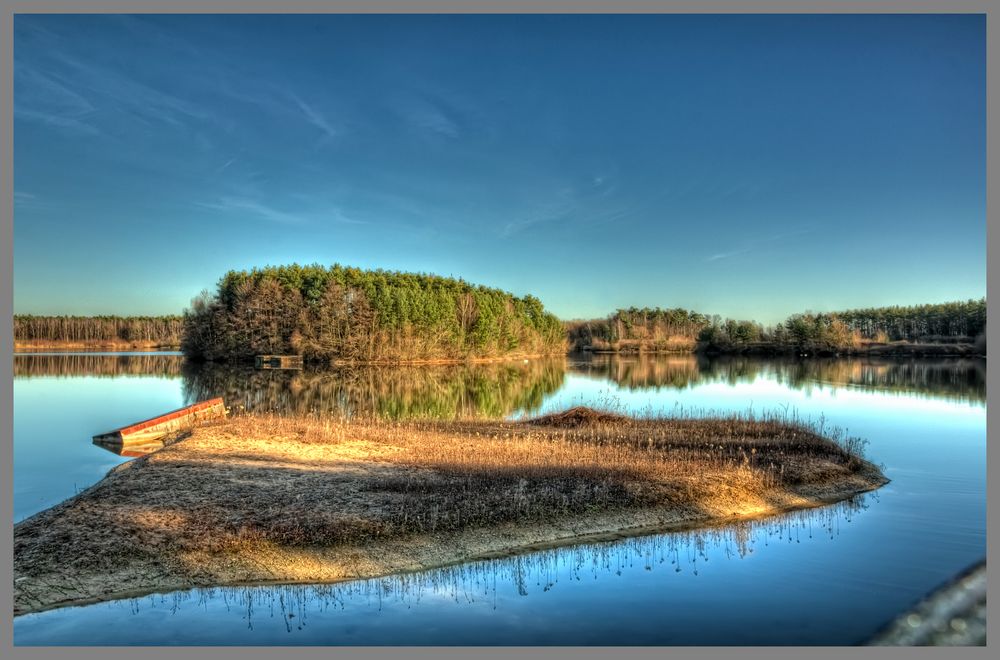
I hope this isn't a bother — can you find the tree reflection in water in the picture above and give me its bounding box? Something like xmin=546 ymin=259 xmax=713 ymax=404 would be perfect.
xmin=571 ymin=354 xmax=985 ymax=405
xmin=182 ymin=359 xmax=568 ymax=419
xmin=15 ymin=353 xmax=983 ymax=422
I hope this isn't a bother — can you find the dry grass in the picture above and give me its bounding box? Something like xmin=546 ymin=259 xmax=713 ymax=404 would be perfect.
xmin=196 ymin=407 xmax=876 ymax=546
xmin=13 ymin=408 xmax=886 ymax=615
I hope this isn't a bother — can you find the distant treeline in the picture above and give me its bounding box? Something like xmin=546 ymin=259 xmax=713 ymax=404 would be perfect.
xmin=181 ymin=264 xmax=566 ymax=363
xmin=569 ymin=299 xmax=987 ymax=355
xmin=14 ymin=315 xmax=184 ymax=346
xmin=824 ymin=300 xmax=987 ymax=341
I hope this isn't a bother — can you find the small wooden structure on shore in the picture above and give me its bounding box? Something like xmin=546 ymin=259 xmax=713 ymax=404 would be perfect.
xmin=92 ymin=398 xmax=227 ymax=451
xmin=255 ymin=355 xmax=304 ymax=370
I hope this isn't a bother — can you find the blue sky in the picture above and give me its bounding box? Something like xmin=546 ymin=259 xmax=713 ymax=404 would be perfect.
xmin=13 ymin=14 xmax=985 ymax=323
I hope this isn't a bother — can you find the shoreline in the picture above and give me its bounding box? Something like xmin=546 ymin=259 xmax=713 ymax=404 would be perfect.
xmin=13 ymin=411 xmax=888 ymax=616
xmin=188 ymin=352 xmax=566 ymax=367
xmin=328 ymin=352 xmax=563 ymax=366
xmin=13 ymin=343 xmax=984 ymax=361
xmin=579 ymin=343 xmax=984 ymax=359
xmin=14 ymin=341 xmax=180 ymax=351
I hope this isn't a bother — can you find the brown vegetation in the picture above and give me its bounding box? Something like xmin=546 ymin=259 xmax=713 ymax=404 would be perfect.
xmin=14 ymin=315 xmax=183 ymax=348
xmin=566 ymin=308 xmax=707 ymax=353
xmin=13 ymin=409 xmax=885 ymax=615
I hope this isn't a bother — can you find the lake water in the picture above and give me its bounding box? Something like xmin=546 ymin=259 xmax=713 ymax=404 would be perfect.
xmin=12 ymin=352 xmax=986 ymax=645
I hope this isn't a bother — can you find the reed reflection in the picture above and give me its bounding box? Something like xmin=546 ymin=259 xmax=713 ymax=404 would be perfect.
xmin=97 ymin=494 xmax=871 ymax=635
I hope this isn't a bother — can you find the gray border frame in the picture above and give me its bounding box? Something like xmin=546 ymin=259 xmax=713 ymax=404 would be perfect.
xmin=0 ymin=1 xmax=993 ymax=658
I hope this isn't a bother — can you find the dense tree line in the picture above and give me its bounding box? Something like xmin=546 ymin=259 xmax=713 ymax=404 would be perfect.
xmin=570 ymin=299 xmax=986 ymax=353
xmin=698 ymin=318 xmax=766 ymax=347
xmin=14 ymin=315 xmax=184 ymax=345
xmin=182 ymin=264 xmax=566 ymax=363
xmin=700 ymin=301 xmax=985 ymax=352
xmin=757 ymin=299 xmax=987 ymax=350
xmin=566 ymin=307 xmax=710 ymax=352
xmin=833 ymin=299 xmax=986 ymax=341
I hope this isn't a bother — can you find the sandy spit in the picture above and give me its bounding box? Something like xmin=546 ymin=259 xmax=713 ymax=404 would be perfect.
xmin=13 ymin=412 xmax=887 ymax=616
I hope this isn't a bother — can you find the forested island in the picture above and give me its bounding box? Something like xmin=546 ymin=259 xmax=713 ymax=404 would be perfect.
xmin=14 ymin=264 xmax=986 ymax=360
xmin=180 ymin=264 xmax=566 ymax=363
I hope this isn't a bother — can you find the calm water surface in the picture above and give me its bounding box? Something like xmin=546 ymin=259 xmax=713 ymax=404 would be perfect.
xmin=12 ymin=352 xmax=986 ymax=645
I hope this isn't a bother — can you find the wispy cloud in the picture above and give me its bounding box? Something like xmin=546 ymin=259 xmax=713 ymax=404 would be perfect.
xmin=215 ymin=157 xmax=238 ymax=174
xmin=107 ymin=15 xmax=205 ymax=59
xmin=14 ymin=106 xmax=102 ymax=136
xmin=14 ymin=24 xmax=213 ymax=139
xmin=705 ymin=228 xmax=813 ymax=262
xmin=328 ymin=210 xmax=367 ymax=226
xmin=501 ymin=172 xmax=652 ymax=238
xmin=13 ymin=190 xmax=59 ymax=212
xmin=197 ymin=197 xmax=306 ymax=225
xmin=707 ymin=247 xmax=754 ymax=262
xmin=14 ymin=60 xmax=102 ymax=135
xmin=289 ymin=93 xmax=340 ymax=141
xmin=394 ymin=89 xmax=466 ymax=140
xmin=197 ymin=196 xmax=366 ymax=226
xmin=15 ymin=63 xmax=95 ymax=113
xmin=54 ymin=53 xmax=210 ymax=128
xmin=405 ymin=98 xmax=460 ymax=138
xmin=410 ymin=81 xmax=498 ymax=140
xmin=501 ymin=188 xmax=577 ymax=238
xmin=579 ymin=206 xmax=642 ymax=228
xmin=721 ymin=181 xmax=764 ymax=199
xmin=214 ymin=79 xmax=347 ymax=148
xmin=14 ymin=191 xmax=37 ymax=206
